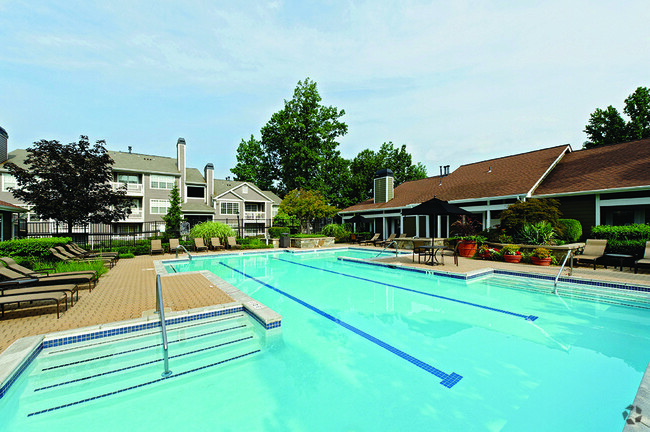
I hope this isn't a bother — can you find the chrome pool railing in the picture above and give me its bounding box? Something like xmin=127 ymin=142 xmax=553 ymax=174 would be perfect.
xmin=553 ymin=250 xmax=573 ymax=293
xmin=155 ymin=274 xmax=173 ymax=378
xmin=175 ymin=244 xmax=192 ymax=261
xmin=376 ymin=241 xmax=398 ymax=258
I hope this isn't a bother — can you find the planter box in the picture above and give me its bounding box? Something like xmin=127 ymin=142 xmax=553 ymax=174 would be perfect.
xmin=531 ymin=256 xmax=552 ymax=266
xmin=290 ymin=237 xmax=335 ymax=248
xmin=457 ymin=241 xmax=478 ymax=258
xmin=503 ymin=254 xmax=522 ymax=263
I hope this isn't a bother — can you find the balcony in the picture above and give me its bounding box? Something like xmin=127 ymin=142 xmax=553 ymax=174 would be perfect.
xmin=112 ymin=182 xmax=144 ymax=196
xmin=124 ymin=209 xmax=144 ymax=221
xmin=244 ymin=211 xmax=266 ymax=222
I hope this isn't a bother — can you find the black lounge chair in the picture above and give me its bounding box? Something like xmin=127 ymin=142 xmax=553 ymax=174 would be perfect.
xmin=1 ymin=291 xmax=68 ymax=318
xmin=0 ymin=265 xmax=95 ymax=292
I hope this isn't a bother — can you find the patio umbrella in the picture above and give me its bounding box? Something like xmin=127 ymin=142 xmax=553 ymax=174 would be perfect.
xmin=401 ymin=197 xmax=473 ymax=217
xmin=345 ymin=214 xmax=369 ymax=224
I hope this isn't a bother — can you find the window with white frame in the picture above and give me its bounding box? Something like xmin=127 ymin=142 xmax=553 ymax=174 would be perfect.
xmin=2 ymin=173 xmax=16 ymax=191
xmin=150 ymin=175 xmax=175 ymax=190
xmin=116 ymin=173 xmax=140 ymax=184
xmin=220 ymin=202 xmax=239 ymax=215
xmin=150 ymin=199 xmax=171 ymax=214
xmin=245 ymin=203 xmax=259 ymax=212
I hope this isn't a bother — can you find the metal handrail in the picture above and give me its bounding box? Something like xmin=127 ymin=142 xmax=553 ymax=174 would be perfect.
xmin=376 ymin=241 xmax=398 ymax=258
xmin=175 ymin=244 xmax=192 ymax=261
xmin=553 ymin=250 xmax=573 ymax=292
xmin=155 ymin=274 xmax=172 ymax=377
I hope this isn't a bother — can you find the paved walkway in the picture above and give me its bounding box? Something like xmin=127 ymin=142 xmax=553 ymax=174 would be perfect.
xmin=1 ymin=246 xmax=649 ymax=354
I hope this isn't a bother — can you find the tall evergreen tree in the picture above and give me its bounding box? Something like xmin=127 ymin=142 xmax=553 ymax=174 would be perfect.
xmin=162 ymin=183 xmax=183 ymax=238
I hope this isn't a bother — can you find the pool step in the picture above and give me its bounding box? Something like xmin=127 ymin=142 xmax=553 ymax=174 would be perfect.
xmin=487 ymin=277 xmax=650 ymax=309
xmin=23 ymin=315 xmax=262 ymax=416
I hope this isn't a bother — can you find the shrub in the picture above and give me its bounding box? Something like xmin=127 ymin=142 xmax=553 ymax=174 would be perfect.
xmin=531 ymin=247 xmax=551 ymax=259
xmin=118 ymin=253 xmax=135 ymax=259
xmin=0 ymin=237 xmax=72 ymax=259
xmin=500 ymin=198 xmax=562 ymax=237
xmin=558 ymin=219 xmax=582 ymax=242
xmin=591 ymin=224 xmax=650 ymax=257
xmin=268 ymin=227 xmax=287 ymax=238
xmin=501 ymin=244 xmax=521 ymax=255
xmin=189 ymin=221 xmax=236 ymax=243
xmin=320 ymin=223 xmax=351 ymax=243
xmin=518 ymin=221 xmax=555 ymax=245
xmin=237 ymin=237 xmax=274 ymax=249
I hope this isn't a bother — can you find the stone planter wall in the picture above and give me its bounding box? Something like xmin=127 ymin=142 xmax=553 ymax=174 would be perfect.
xmin=290 ymin=237 xmax=335 ymax=248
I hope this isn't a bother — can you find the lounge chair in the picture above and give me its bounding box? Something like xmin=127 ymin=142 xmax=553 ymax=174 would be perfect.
xmin=63 ymin=244 xmax=117 ymax=266
xmin=50 ymin=247 xmax=114 ymax=268
xmin=150 ymin=240 xmax=164 ymax=255
xmin=574 ymin=239 xmax=607 ymax=270
xmin=0 ymin=277 xmax=79 ymax=306
xmin=0 ymin=257 xmax=97 ymax=280
xmin=377 ymin=233 xmax=397 ymax=248
xmin=398 ymin=233 xmax=408 ymax=239
xmin=360 ymin=233 xmax=380 ymax=246
xmin=169 ymin=238 xmax=180 ymax=253
xmin=1 ymin=291 xmax=68 ymax=318
xmin=66 ymin=244 xmax=118 ymax=260
xmin=0 ymin=263 xmax=95 ymax=291
xmin=227 ymin=237 xmax=242 ymax=249
xmin=635 ymin=241 xmax=650 ymax=274
xmin=194 ymin=238 xmax=208 ymax=252
xmin=210 ymin=237 xmax=225 ymax=251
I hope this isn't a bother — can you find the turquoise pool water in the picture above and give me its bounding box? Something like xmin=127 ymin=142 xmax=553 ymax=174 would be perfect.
xmin=2 ymin=248 xmax=649 ymax=431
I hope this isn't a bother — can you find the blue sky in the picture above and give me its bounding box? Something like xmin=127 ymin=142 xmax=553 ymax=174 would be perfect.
xmin=1 ymin=1 xmax=649 ymax=180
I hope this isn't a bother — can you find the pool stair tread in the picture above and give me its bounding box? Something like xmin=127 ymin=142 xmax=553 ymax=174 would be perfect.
xmin=22 ymin=324 xmax=262 ymax=412
xmin=485 ymin=277 xmax=650 ymax=308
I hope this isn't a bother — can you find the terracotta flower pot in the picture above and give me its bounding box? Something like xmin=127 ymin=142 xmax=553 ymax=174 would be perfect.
xmin=503 ymin=254 xmax=522 ymax=263
xmin=458 ymin=241 xmax=478 ymax=258
xmin=531 ymin=256 xmax=552 ymax=266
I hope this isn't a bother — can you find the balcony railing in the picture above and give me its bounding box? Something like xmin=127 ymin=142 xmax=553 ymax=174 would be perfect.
xmin=244 ymin=211 xmax=265 ymax=221
xmin=124 ymin=209 xmax=144 ymax=221
xmin=112 ymin=182 xmax=144 ymax=196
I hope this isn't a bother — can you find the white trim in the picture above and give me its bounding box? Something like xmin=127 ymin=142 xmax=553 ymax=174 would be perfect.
xmin=599 ymin=197 xmax=650 ymax=207
xmin=526 ymin=145 xmax=572 ymax=197
xmin=533 ymin=184 xmax=650 ymax=198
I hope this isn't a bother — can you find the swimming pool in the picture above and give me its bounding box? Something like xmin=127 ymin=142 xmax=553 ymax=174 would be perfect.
xmin=2 ymin=248 xmax=650 ymax=431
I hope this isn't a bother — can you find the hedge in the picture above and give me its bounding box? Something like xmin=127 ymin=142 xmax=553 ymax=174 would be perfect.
xmin=590 ymin=224 xmax=650 ymax=257
xmin=0 ymin=237 xmax=72 ymax=259
xmin=558 ymin=219 xmax=582 ymax=242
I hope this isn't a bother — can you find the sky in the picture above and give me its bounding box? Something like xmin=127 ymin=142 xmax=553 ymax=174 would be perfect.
xmin=1 ymin=1 xmax=649 ymax=181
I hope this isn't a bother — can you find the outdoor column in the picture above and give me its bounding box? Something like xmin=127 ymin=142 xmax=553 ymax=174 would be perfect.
xmin=595 ymin=194 xmax=601 ymax=226
xmin=437 ymin=215 xmax=441 ymax=238
xmin=425 ymin=215 xmax=430 ymax=238
xmin=415 ymin=215 xmax=420 ymax=237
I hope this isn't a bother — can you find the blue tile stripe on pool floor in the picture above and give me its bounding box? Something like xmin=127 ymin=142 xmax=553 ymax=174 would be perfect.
xmin=279 ymin=258 xmax=538 ymax=322
xmin=220 ymin=262 xmax=462 ymax=388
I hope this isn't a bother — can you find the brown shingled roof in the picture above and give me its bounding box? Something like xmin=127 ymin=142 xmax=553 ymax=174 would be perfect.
xmin=341 ymin=145 xmax=569 ymax=212
xmin=534 ymin=138 xmax=650 ymax=195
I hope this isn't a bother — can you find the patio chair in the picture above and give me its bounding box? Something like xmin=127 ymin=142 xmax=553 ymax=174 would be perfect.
xmin=194 ymin=238 xmax=208 ymax=252
xmin=1 ymin=290 xmax=69 ymax=319
xmin=0 ymin=257 xmax=97 ymax=280
xmin=0 ymin=276 xmax=79 ymax=306
xmin=439 ymin=239 xmax=459 ymax=266
xmin=63 ymin=244 xmax=117 ymax=266
xmin=574 ymin=239 xmax=607 ymax=270
xmin=66 ymin=243 xmax=118 ymax=260
xmin=360 ymin=233 xmax=380 ymax=246
xmin=377 ymin=233 xmax=397 ymax=248
xmin=0 ymin=262 xmax=95 ymax=291
xmin=210 ymin=237 xmax=225 ymax=251
xmin=227 ymin=237 xmax=242 ymax=249
xmin=150 ymin=240 xmax=164 ymax=255
xmin=634 ymin=241 xmax=650 ymax=274
xmin=398 ymin=233 xmax=408 ymax=239
xmin=50 ymin=247 xmax=114 ymax=268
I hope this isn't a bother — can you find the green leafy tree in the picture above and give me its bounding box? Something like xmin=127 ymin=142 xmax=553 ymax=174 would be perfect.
xmin=280 ymin=189 xmax=339 ymax=233
xmin=584 ymin=86 xmax=650 ymax=148
xmin=499 ymin=198 xmax=563 ymax=238
xmin=232 ymin=78 xmax=348 ymax=200
xmin=6 ymin=136 xmax=131 ymax=234
xmin=162 ymin=183 xmax=183 ymax=238
xmin=349 ymin=142 xmax=427 ymax=202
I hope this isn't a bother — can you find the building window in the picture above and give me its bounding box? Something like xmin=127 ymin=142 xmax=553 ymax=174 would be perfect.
xmin=116 ymin=173 xmax=140 ymax=184
xmin=245 ymin=203 xmax=259 ymax=212
xmin=150 ymin=175 xmax=175 ymax=190
xmin=187 ymin=186 xmax=205 ymax=198
xmin=242 ymin=185 xmax=248 ymax=194
xmin=151 ymin=199 xmax=171 ymax=214
xmin=2 ymin=173 xmax=16 ymax=191
xmin=220 ymin=202 xmax=239 ymax=215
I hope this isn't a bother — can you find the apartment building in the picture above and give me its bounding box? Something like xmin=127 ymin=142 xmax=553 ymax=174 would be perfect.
xmin=0 ymin=131 xmax=280 ymax=236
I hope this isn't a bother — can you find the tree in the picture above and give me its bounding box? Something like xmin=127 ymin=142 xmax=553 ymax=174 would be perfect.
xmin=6 ymin=136 xmax=132 ymax=234
xmin=232 ymin=78 xmax=348 ymax=199
xmin=279 ymin=189 xmax=339 ymax=233
xmin=348 ymin=142 xmax=427 ymax=202
xmin=499 ymin=198 xmax=562 ymax=238
xmin=162 ymin=183 xmax=183 ymax=238
xmin=583 ymin=86 xmax=650 ymax=148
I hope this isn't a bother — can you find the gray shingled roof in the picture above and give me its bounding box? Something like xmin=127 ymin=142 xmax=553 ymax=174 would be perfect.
xmin=185 ymin=168 xmax=205 ymax=184
xmin=213 ymin=179 xmax=246 ymax=196
xmin=262 ymin=190 xmax=282 ymax=205
xmin=109 ymin=151 xmax=180 ymax=175
xmin=181 ymin=201 xmax=215 ymax=213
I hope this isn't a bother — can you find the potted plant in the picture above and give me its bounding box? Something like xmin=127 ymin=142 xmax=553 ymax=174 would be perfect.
xmin=502 ymin=244 xmax=522 ymax=263
xmin=531 ymin=247 xmax=552 ymax=266
xmin=451 ymin=216 xmax=485 ymax=258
